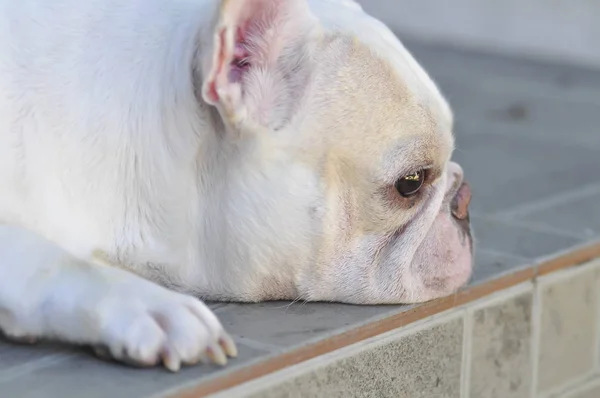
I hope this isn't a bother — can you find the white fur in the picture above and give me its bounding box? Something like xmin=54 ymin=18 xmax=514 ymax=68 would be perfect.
xmin=0 ymin=0 xmax=471 ymax=370
xmin=0 ymin=0 xmax=239 ymax=370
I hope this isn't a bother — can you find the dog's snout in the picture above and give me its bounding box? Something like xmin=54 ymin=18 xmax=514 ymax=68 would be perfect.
xmin=447 ymin=162 xmax=464 ymax=182
xmin=451 ymin=182 xmax=472 ymax=220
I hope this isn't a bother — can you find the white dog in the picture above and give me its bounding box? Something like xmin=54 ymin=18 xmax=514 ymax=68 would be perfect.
xmin=0 ymin=0 xmax=473 ymax=372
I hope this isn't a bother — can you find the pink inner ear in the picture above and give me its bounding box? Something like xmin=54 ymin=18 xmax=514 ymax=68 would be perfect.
xmin=230 ymin=27 xmax=251 ymax=83
xmin=205 ymin=0 xmax=293 ymax=105
xmin=205 ymin=27 xmax=249 ymax=103
xmin=225 ymin=0 xmax=287 ymax=83
xmin=207 ymin=26 xmax=251 ymax=103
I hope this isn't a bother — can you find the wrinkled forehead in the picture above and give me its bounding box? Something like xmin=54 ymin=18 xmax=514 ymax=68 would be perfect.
xmin=297 ymin=0 xmax=456 ymax=177
xmin=309 ymin=0 xmax=454 ymax=123
xmin=308 ymin=32 xmax=454 ymax=178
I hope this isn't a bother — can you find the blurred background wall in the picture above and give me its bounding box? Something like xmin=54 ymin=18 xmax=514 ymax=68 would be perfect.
xmin=356 ymin=0 xmax=600 ymax=69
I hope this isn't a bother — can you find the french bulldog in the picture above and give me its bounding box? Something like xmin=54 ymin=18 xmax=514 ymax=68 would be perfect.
xmin=0 ymin=0 xmax=473 ymax=371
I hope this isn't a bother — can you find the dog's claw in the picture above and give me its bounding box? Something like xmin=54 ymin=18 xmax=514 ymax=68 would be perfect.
xmin=207 ymin=344 xmax=228 ymax=366
xmin=90 ymin=329 xmax=236 ymax=372
xmin=219 ymin=334 xmax=238 ymax=358
xmin=162 ymin=346 xmax=181 ymax=373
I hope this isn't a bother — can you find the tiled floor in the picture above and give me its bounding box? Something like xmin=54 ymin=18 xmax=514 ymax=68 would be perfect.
xmin=1 ymin=41 xmax=600 ymax=398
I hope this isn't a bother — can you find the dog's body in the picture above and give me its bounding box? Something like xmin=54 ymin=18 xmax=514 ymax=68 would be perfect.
xmin=0 ymin=0 xmax=474 ymax=371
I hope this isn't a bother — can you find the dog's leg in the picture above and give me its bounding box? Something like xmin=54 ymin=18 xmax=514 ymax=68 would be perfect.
xmin=0 ymin=225 xmax=237 ymax=371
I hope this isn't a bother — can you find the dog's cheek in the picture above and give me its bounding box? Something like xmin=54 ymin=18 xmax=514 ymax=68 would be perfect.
xmin=412 ymin=214 xmax=473 ymax=295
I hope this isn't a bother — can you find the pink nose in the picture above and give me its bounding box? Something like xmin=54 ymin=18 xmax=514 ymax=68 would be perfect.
xmin=451 ymin=182 xmax=472 ymax=220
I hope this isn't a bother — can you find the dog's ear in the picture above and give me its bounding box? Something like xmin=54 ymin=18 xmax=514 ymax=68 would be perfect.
xmin=201 ymin=0 xmax=315 ymax=134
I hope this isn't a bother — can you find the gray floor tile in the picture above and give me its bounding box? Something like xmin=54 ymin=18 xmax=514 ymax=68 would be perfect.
xmin=216 ymin=302 xmax=404 ymax=349
xmin=451 ymin=132 xmax=600 ymax=215
xmin=0 ymin=342 xmax=76 ymax=375
xmin=206 ymin=302 xmax=231 ymax=312
xmin=0 ymin=342 xmax=268 ymax=398
xmin=449 ymin=89 xmax=600 ymax=150
xmin=519 ymin=189 xmax=600 ymax=239
xmin=404 ymin=40 xmax=600 ymax=94
xmin=469 ymin=217 xmax=582 ymax=261
xmin=471 ymin=250 xmax=530 ymax=285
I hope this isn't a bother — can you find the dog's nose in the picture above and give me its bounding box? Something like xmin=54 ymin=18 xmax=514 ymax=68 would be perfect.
xmin=451 ymin=182 xmax=472 ymax=220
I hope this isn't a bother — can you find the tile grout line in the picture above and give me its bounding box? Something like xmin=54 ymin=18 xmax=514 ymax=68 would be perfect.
xmin=474 ymin=247 xmax=530 ymax=261
xmin=426 ymin=69 xmax=600 ymax=107
xmin=539 ymin=371 xmax=600 ymax=398
xmin=231 ymin=335 xmax=281 ymax=353
xmin=489 ymin=183 xmax=600 ymax=220
xmin=561 ymin=378 xmax=600 ymax=398
xmin=473 ymin=214 xmax=588 ymax=240
xmin=459 ymin=283 xmax=533 ymax=398
xmin=210 ymin=304 xmax=233 ymax=314
xmin=0 ymin=353 xmax=77 ymax=384
xmin=455 ymin=120 xmax=600 ymax=152
xmin=529 ymin=279 xmax=542 ymax=398
xmin=460 ymin=309 xmax=473 ymax=398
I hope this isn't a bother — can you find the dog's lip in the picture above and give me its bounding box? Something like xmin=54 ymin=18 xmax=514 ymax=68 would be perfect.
xmin=453 ymin=211 xmax=473 ymax=252
xmin=451 ymin=182 xmax=472 ymax=220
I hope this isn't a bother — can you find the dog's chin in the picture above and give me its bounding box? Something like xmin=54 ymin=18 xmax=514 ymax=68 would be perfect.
xmin=286 ymin=217 xmax=473 ymax=306
xmin=408 ymin=212 xmax=473 ymax=302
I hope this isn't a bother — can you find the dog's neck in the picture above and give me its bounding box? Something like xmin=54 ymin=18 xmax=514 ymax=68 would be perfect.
xmin=139 ymin=0 xmax=324 ymax=297
xmin=86 ymin=1 xmax=235 ymax=291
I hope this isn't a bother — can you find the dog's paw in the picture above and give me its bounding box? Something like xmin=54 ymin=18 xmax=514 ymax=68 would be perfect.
xmin=91 ymin=290 xmax=237 ymax=372
xmin=0 ymin=226 xmax=237 ymax=372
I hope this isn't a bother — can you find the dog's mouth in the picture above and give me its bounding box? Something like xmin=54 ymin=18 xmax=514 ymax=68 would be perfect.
xmin=453 ymin=210 xmax=473 ymax=250
xmin=451 ymin=182 xmax=472 ymax=220
xmin=449 ymin=181 xmax=473 ymax=250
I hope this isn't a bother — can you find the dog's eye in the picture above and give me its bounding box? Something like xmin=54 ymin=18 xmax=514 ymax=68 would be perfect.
xmin=395 ymin=170 xmax=425 ymax=197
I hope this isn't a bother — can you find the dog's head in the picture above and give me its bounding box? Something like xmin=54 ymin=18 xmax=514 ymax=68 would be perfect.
xmin=195 ymin=0 xmax=473 ymax=304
